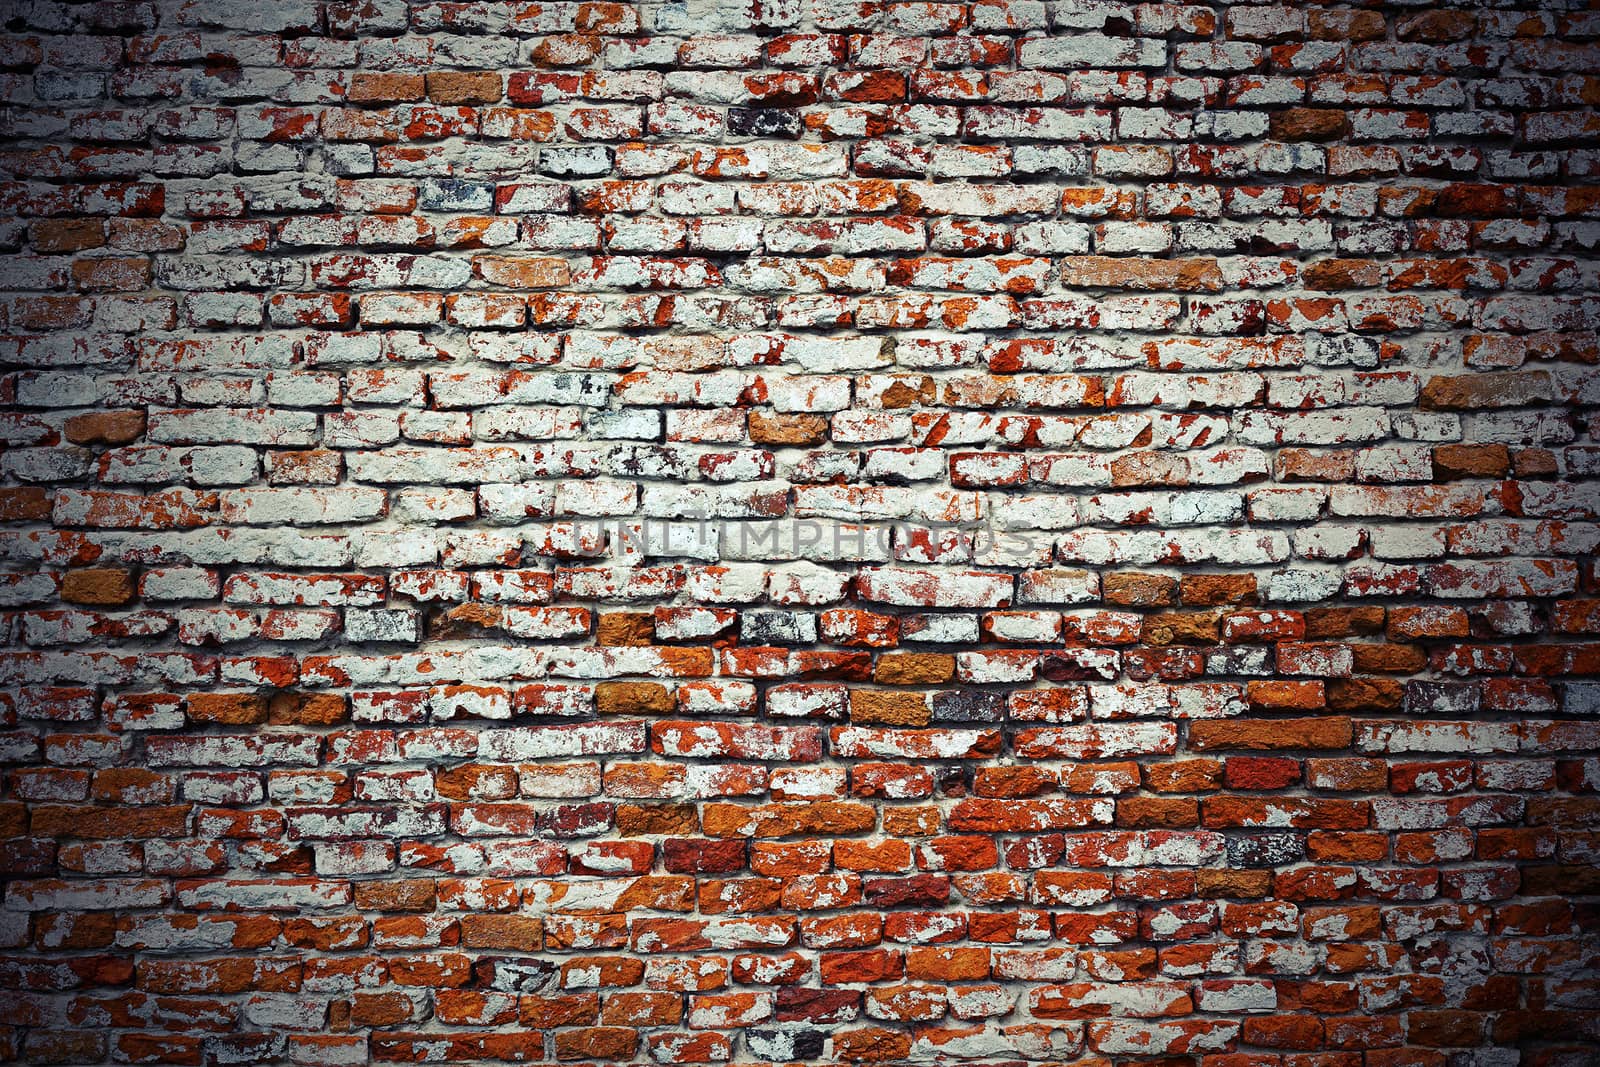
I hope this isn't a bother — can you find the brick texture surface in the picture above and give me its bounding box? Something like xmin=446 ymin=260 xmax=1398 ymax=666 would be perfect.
xmin=1 ymin=0 xmax=1599 ymax=1063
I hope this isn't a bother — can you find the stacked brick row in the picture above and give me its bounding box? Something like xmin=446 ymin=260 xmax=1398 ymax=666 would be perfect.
xmin=1 ymin=0 xmax=1598 ymax=1063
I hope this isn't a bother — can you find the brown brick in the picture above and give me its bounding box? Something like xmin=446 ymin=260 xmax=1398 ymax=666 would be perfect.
xmin=1116 ymin=796 xmax=1197 ymax=828
xmin=1420 ymin=371 xmax=1551 ymax=411
xmin=616 ymin=804 xmax=697 ymax=836
xmin=30 ymin=805 xmax=189 ymax=839
xmin=1060 ymin=256 xmax=1223 ymax=292
xmin=849 ymin=690 xmax=931 ymax=727
xmin=351 ymin=992 xmax=415 ymax=1027
xmin=1309 ymin=9 xmax=1385 ymax=40
xmin=1103 ymin=573 xmax=1178 ymax=608
xmin=871 ymin=653 xmax=954 ymax=685
xmin=1144 ymin=759 xmax=1224 ymax=793
xmin=0 ymin=487 xmax=52 ymax=522
xmin=1197 ymin=869 xmax=1271 ymax=898
xmin=1270 ymin=108 xmax=1352 ymax=142
xmin=354 ymin=879 xmax=436 ymax=912
xmin=91 ymin=768 xmax=173 ymax=804
xmin=1513 ymin=448 xmax=1558 ymax=477
xmin=1247 ymin=680 xmax=1326 ymax=711
xmin=1326 ymin=677 xmax=1403 ymax=712
xmin=425 ymin=71 xmax=503 ymax=104
xmin=596 ymin=612 xmax=654 ymax=646
xmin=1141 ymin=612 xmax=1221 ymax=646
xmin=1277 ymin=448 xmax=1356 ymax=482
xmin=1306 ymin=758 xmax=1388 ymax=792
xmin=1397 ymin=10 xmax=1477 ymax=41
xmin=1180 ymin=573 xmax=1258 ymax=607
xmin=31 ymin=219 xmax=105 ymax=252
xmin=1302 ymin=259 xmax=1385 ymax=291
xmin=1351 ymin=644 xmax=1427 ymax=674
xmin=187 ymin=693 xmax=269 ymax=725
xmin=61 ymin=568 xmax=136 ymax=605
xmin=750 ymin=411 xmax=829 ymax=446
xmin=64 ymin=410 xmax=145 ymax=445
xmin=1433 ymin=443 xmax=1510 ymax=480
xmin=347 ymin=73 xmax=426 ymax=103
xmin=270 ymin=693 xmax=349 ymax=725
xmin=430 ymin=603 xmax=504 ymax=640
xmin=71 ymin=256 xmax=150 ymax=291
xmin=595 ymin=682 xmax=672 ymax=715
xmin=1189 ymin=717 xmax=1353 ymax=751
xmin=1303 ymin=607 xmax=1385 ymax=639
xmin=473 ymin=255 xmax=571 ymax=289
xmin=554 ymin=1028 xmax=636 ymax=1062
xmin=460 ymin=914 xmax=542 ymax=950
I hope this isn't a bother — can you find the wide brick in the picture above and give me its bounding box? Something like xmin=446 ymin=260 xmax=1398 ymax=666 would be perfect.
xmin=1190 ymin=718 xmax=1355 ymax=752
xmin=60 ymin=568 xmax=136 ymax=605
xmin=187 ymin=693 xmax=269 ymax=725
xmin=1420 ymin=372 xmax=1551 ymax=411
xmin=425 ymin=71 xmax=503 ymax=105
xmin=65 ymin=410 xmax=146 ymax=445
xmin=596 ymin=682 xmax=673 ymax=716
xmin=347 ymin=73 xmax=425 ymax=103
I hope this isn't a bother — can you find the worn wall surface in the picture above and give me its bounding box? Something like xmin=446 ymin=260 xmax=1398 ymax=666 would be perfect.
xmin=1 ymin=0 xmax=1599 ymax=1063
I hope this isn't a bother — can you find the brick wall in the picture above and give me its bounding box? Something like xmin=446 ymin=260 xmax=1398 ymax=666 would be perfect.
xmin=1 ymin=0 xmax=1598 ymax=1063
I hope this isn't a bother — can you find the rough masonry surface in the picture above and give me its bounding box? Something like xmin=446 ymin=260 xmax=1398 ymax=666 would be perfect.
xmin=0 ymin=0 xmax=1598 ymax=1064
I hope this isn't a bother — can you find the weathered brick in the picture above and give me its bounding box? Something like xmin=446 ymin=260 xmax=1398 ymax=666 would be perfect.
xmin=64 ymin=410 xmax=146 ymax=446
xmin=60 ymin=568 xmax=136 ymax=606
xmin=0 ymin=10 xmax=1593 ymax=1063
xmin=425 ymin=71 xmax=503 ymax=105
